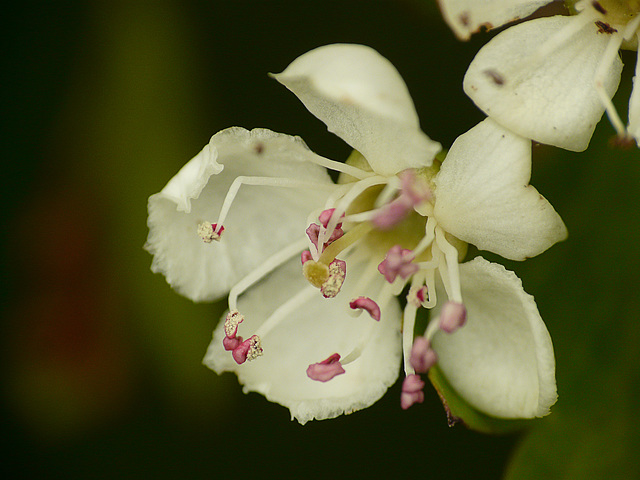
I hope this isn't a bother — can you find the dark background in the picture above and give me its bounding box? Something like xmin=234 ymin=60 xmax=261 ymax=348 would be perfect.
xmin=2 ymin=1 xmax=639 ymax=478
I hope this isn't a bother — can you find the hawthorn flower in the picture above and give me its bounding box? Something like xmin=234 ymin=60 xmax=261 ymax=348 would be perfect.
xmin=145 ymin=44 xmax=566 ymax=424
xmin=439 ymin=0 xmax=640 ymax=149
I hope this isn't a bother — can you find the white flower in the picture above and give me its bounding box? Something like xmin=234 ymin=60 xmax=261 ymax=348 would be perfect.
xmin=439 ymin=0 xmax=640 ymax=149
xmin=145 ymin=44 xmax=567 ymax=424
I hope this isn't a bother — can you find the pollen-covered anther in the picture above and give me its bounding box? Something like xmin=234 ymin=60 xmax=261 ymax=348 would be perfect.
xmin=198 ymin=222 xmax=224 ymax=243
xmin=439 ymin=301 xmax=468 ymax=334
xmin=306 ymin=353 xmax=346 ymax=382
xmin=320 ymin=259 xmax=347 ymax=298
xmin=232 ymin=335 xmax=263 ymax=365
xmin=406 ymin=285 xmax=428 ymax=307
xmin=224 ymin=310 xmax=244 ymax=339
xmin=400 ymin=374 xmax=425 ymax=410
xmin=409 ymin=336 xmax=438 ymax=374
xmin=378 ymin=245 xmax=419 ymax=283
xmin=349 ymin=296 xmax=381 ymax=321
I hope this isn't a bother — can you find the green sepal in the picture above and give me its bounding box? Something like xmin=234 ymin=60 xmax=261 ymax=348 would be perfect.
xmin=428 ymin=365 xmax=538 ymax=434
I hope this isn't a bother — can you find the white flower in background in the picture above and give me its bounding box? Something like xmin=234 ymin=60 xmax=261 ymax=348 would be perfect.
xmin=439 ymin=0 xmax=640 ymax=149
xmin=145 ymin=44 xmax=566 ymax=424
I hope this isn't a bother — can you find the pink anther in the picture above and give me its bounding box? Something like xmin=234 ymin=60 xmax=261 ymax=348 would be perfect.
xmin=301 ymin=250 xmax=313 ymax=264
xmin=198 ymin=222 xmax=224 ymax=243
xmin=318 ymin=209 xmax=344 ymax=229
xmin=409 ymin=336 xmax=438 ymax=374
xmin=439 ymin=301 xmax=467 ymax=334
xmin=232 ymin=335 xmax=263 ymax=364
xmin=306 ymin=223 xmax=344 ymax=251
xmin=406 ymin=285 xmax=428 ymax=307
xmin=371 ymin=197 xmax=413 ymax=230
xmin=306 ymin=353 xmax=346 ymax=382
xmin=349 ymin=297 xmax=381 ymax=321
xmin=223 ymin=335 xmax=242 ymax=351
xmin=371 ymin=171 xmax=431 ymax=230
xmin=378 ymin=245 xmax=419 ymax=283
xmin=398 ymin=169 xmax=431 ymax=205
xmin=321 ymin=258 xmax=347 ymax=298
xmin=400 ymin=374 xmax=425 ymax=410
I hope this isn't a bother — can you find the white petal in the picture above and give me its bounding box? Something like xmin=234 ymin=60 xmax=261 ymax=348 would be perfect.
xmin=434 ymin=119 xmax=567 ymax=261
xmin=628 ymin=44 xmax=640 ymax=143
xmin=273 ymin=44 xmax=441 ymax=176
xmin=204 ymin=257 xmax=402 ymax=424
xmin=438 ymin=0 xmax=550 ymax=40
xmin=145 ymin=127 xmax=333 ymax=302
xmin=431 ymin=257 xmax=557 ymax=419
xmin=464 ymin=16 xmax=623 ymax=151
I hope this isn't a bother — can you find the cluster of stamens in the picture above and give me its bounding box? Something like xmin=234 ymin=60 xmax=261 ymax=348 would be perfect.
xmin=196 ymin=150 xmax=472 ymax=411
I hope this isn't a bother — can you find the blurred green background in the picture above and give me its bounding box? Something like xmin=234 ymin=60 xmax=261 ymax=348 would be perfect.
xmin=2 ymin=0 xmax=639 ymax=478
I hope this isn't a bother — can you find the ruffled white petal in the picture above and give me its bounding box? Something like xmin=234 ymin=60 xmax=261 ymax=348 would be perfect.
xmin=433 ymin=119 xmax=567 ymax=261
xmin=628 ymin=42 xmax=640 ymax=143
xmin=145 ymin=127 xmax=333 ymax=302
xmin=464 ymin=15 xmax=623 ymax=151
xmin=273 ymin=44 xmax=441 ymax=176
xmin=431 ymin=257 xmax=557 ymax=419
xmin=438 ymin=0 xmax=550 ymax=40
xmin=203 ymin=257 xmax=402 ymax=424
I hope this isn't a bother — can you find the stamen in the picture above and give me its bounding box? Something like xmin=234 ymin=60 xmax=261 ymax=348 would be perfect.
xmin=378 ymin=245 xmax=419 ymax=283
xmin=349 ymin=297 xmax=381 ymax=321
xmin=434 ymin=227 xmax=463 ymax=303
xmin=317 ymin=222 xmax=373 ymax=265
xmin=409 ymin=336 xmax=438 ymax=374
xmin=413 ymin=216 xmax=437 ymax=258
xmin=402 ymin=300 xmax=419 ymax=375
xmin=228 ymin=237 xmax=308 ymax=311
xmin=371 ymin=197 xmax=414 ymax=230
xmin=594 ymin=30 xmax=627 ymax=137
xmin=198 ymin=222 xmax=223 ymax=242
xmin=215 ymin=176 xmax=336 ymax=237
xmin=341 ymin=283 xmax=395 ymax=365
xmin=306 ymin=223 xmax=344 ymax=252
xmin=232 ymin=335 xmax=263 ymax=364
xmin=319 ymin=175 xmax=388 ymax=246
xmin=422 ymin=266 xmax=438 ymax=309
xmin=373 ymin=176 xmax=401 ymax=208
xmin=439 ymin=301 xmax=467 ymax=333
xmin=320 ymin=259 xmax=347 ymax=298
xmin=406 ymin=285 xmax=428 ymax=307
xmin=306 ymin=152 xmax=375 ymax=180
xmin=306 ymin=353 xmax=346 ymax=382
xmin=400 ymin=374 xmax=425 ymax=410
xmin=318 ymin=208 xmax=344 ymax=229
xmin=371 ymin=170 xmax=431 ymax=230
xmin=254 ymin=285 xmax=317 ymax=339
